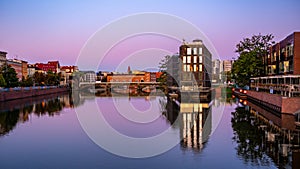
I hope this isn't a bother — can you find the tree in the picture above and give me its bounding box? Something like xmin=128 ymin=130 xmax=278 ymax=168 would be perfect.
xmin=20 ymin=76 xmax=34 ymax=87
xmin=33 ymin=72 xmax=46 ymax=86
xmin=0 ymin=64 xmax=19 ymax=88
xmin=158 ymin=55 xmax=171 ymax=72
xmin=0 ymin=74 xmax=6 ymax=87
xmin=232 ymin=34 xmax=275 ymax=86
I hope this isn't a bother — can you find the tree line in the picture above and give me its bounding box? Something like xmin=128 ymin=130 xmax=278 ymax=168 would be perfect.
xmin=0 ymin=64 xmax=62 ymax=88
xmin=232 ymin=33 xmax=275 ymax=87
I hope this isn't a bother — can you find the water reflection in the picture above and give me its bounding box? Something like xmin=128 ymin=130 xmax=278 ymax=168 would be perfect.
xmin=231 ymin=102 xmax=300 ymax=169
xmin=0 ymin=92 xmax=74 ymax=136
xmin=163 ymin=97 xmax=212 ymax=152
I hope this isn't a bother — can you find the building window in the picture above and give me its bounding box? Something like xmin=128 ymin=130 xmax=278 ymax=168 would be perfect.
xmin=193 ymin=56 xmax=197 ymax=63
xmin=279 ymin=62 xmax=284 ymax=73
xmin=193 ymin=48 xmax=197 ymax=54
xmin=273 ymin=52 xmax=277 ymax=61
xmin=288 ymin=45 xmax=294 ymax=56
xmin=183 ymin=65 xmax=187 ymax=72
xmin=199 ymin=56 xmax=202 ymax=63
xmin=271 ymin=65 xmax=276 ymax=74
xmin=284 ymin=61 xmax=289 ymax=72
xmin=199 ymin=64 xmax=203 ymax=72
xmin=199 ymin=47 xmax=202 ymax=55
xmin=183 ymin=56 xmax=186 ymax=63
xmin=193 ymin=65 xmax=197 ymax=72
xmin=187 ymin=65 xmax=191 ymax=72
xmin=187 ymin=48 xmax=192 ymax=55
xmin=187 ymin=56 xmax=191 ymax=63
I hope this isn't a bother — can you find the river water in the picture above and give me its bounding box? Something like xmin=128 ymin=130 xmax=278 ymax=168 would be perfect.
xmin=0 ymin=92 xmax=299 ymax=169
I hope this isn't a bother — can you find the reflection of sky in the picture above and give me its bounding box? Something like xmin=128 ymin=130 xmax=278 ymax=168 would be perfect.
xmin=1 ymin=0 xmax=300 ymax=70
xmin=98 ymin=97 xmax=173 ymax=138
xmin=0 ymin=97 xmax=280 ymax=168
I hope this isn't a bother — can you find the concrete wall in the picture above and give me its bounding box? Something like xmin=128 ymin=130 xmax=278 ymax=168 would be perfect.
xmin=0 ymin=87 xmax=68 ymax=102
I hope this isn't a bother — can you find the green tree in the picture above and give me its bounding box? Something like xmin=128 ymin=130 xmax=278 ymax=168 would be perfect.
xmin=45 ymin=71 xmax=58 ymax=85
xmin=232 ymin=34 xmax=275 ymax=86
xmin=1 ymin=64 xmax=19 ymax=88
xmin=0 ymin=74 xmax=6 ymax=87
xmin=33 ymin=72 xmax=45 ymax=86
xmin=20 ymin=76 xmax=34 ymax=87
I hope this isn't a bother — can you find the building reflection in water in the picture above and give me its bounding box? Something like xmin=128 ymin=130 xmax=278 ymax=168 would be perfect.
xmin=231 ymin=101 xmax=300 ymax=169
xmin=0 ymin=92 xmax=76 ymax=137
xmin=163 ymin=97 xmax=212 ymax=152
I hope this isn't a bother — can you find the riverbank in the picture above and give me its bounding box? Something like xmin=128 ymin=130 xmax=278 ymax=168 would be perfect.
xmin=247 ymin=90 xmax=300 ymax=114
xmin=0 ymin=87 xmax=69 ymax=102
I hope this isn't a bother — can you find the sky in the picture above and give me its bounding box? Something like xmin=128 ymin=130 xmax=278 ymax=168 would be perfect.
xmin=1 ymin=0 xmax=300 ymax=71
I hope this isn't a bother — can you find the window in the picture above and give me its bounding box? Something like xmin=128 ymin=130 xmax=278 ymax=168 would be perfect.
xmin=187 ymin=56 xmax=191 ymax=63
xmin=199 ymin=47 xmax=202 ymax=54
xmin=193 ymin=48 xmax=197 ymax=54
xmin=187 ymin=48 xmax=192 ymax=55
xmin=183 ymin=56 xmax=186 ymax=63
xmin=187 ymin=65 xmax=191 ymax=72
xmin=183 ymin=65 xmax=187 ymax=71
xmin=193 ymin=56 xmax=197 ymax=63
xmin=193 ymin=65 xmax=197 ymax=72
xmin=199 ymin=64 xmax=203 ymax=72
xmin=273 ymin=52 xmax=277 ymax=61
xmin=199 ymin=56 xmax=202 ymax=63
xmin=284 ymin=61 xmax=289 ymax=72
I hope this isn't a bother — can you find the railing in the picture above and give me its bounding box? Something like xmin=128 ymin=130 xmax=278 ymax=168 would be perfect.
xmin=250 ymin=83 xmax=300 ymax=97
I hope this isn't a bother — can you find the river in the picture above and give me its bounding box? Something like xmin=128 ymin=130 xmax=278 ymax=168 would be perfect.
xmin=0 ymin=91 xmax=299 ymax=169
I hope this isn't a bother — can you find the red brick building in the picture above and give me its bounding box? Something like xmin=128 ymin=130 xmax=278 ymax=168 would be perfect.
xmin=35 ymin=61 xmax=60 ymax=73
xmin=264 ymin=32 xmax=300 ymax=75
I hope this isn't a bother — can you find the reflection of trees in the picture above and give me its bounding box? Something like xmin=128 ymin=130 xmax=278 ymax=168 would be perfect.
xmin=231 ymin=106 xmax=294 ymax=167
xmin=231 ymin=107 xmax=270 ymax=165
xmin=34 ymin=98 xmax=64 ymax=116
xmin=0 ymin=109 xmax=19 ymax=136
xmin=0 ymin=93 xmax=73 ymax=137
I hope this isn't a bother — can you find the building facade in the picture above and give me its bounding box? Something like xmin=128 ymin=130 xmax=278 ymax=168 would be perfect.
xmin=35 ymin=61 xmax=60 ymax=73
xmin=263 ymin=32 xmax=300 ymax=76
xmin=222 ymin=60 xmax=234 ymax=72
xmin=60 ymin=66 xmax=79 ymax=85
xmin=0 ymin=51 xmax=7 ymax=67
xmin=179 ymin=39 xmax=212 ymax=87
xmin=27 ymin=64 xmax=36 ymax=77
xmin=212 ymin=59 xmax=221 ymax=83
xmin=7 ymin=59 xmax=23 ymax=80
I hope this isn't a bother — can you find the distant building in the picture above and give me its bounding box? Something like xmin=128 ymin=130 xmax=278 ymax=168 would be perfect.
xmin=212 ymin=59 xmax=221 ymax=83
xmin=79 ymin=71 xmax=96 ymax=83
xmin=145 ymin=72 xmax=157 ymax=82
xmin=60 ymin=66 xmax=79 ymax=85
xmin=222 ymin=60 xmax=234 ymax=72
xmin=27 ymin=64 xmax=36 ymax=77
xmin=179 ymin=39 xmax=212 ymax=87
xmin=7 ymin=59 xmax=22 ymax=80
xmin=263 ymin=32 xmax=300 ymax=76
xmin=107 ymin=73 xmax=145 ymax=82
xmin=0 ymin=51 xmax=7 ymax=67
xmin=106 ymin=71 xmax=161 ymax=83
xmin=35 ymin=61 xmax=60 ymax=73
xmin=21 ymin=60 xmax=28 ymax=79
